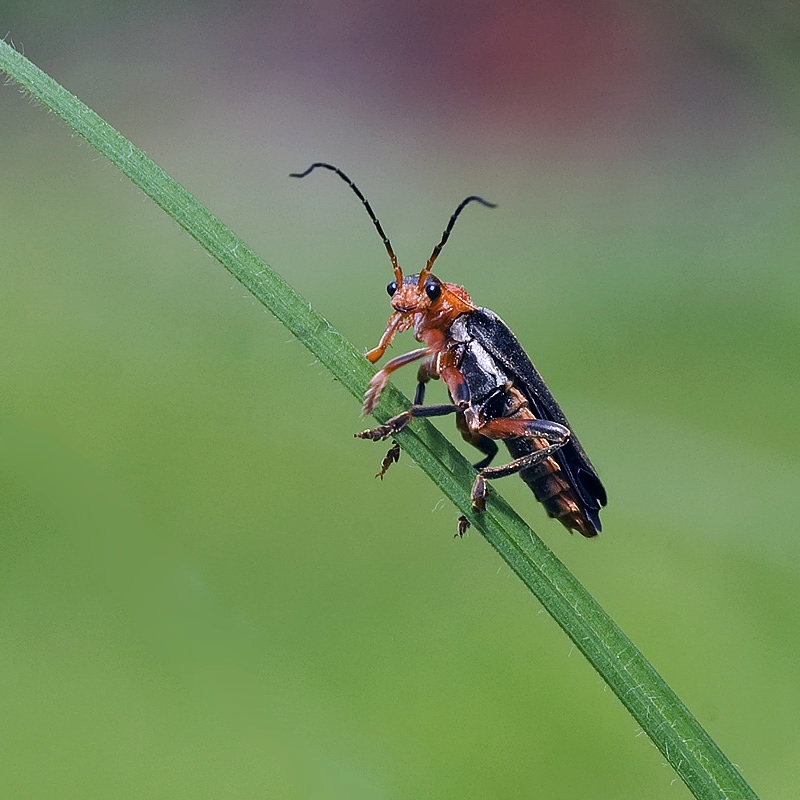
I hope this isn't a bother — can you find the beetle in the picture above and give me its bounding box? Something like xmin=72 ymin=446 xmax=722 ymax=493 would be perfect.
xmin=290 ymin=162 xmax=607 ymax=537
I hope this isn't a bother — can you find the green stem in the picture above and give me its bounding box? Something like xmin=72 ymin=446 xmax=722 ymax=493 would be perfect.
xmin=0 ymin=39 xmax=758 ymax=800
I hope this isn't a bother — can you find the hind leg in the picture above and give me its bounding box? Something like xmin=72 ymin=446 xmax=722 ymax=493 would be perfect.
xmin=468 ymin=417 xmax=570 ymax=512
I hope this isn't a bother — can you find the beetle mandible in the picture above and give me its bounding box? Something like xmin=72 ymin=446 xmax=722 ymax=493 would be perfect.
xmin=291 ymin=162 xmax=607 ymax=537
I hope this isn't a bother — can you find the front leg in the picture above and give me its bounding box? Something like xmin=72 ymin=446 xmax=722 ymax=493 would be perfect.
xmin=363 ymin=348 xmax=429 ymax=414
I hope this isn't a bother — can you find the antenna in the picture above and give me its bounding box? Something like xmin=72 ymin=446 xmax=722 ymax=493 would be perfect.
xmin=290 ymin=163 xmax=402 ymax=284
xmin=419 ymin=195 xmax=496 ymax=286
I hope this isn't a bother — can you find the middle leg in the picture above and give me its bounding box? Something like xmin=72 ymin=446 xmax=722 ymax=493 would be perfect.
xmin=356 ymin=403 xmax=460 ymax=442
xmin=356 ymin=402 xmax=460 ymax=480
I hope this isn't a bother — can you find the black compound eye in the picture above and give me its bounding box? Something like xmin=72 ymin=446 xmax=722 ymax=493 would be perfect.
xmin=386 ymin=280 xmax=398 ymax=296
xmin=424 ymin=277 xmax=442 ymax=301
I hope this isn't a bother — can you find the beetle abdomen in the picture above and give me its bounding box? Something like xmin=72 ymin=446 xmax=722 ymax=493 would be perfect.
xmin=506 ymin=437 xmax=600 ymax=537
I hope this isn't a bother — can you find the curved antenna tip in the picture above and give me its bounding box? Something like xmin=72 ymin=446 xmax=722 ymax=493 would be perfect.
xmin=465 ymin=195 xmax=498 ymax=210
xmin=420 ymin=193 xmax=497 ymax=282
xmin=289 ymin=163 xmax=325 ymax=179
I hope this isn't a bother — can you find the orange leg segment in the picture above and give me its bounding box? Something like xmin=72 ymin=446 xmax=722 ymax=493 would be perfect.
xmin=469 ymin=416 xmax=570 ymax=512
xmin=363 ymin=347 xmax=430 ymax=414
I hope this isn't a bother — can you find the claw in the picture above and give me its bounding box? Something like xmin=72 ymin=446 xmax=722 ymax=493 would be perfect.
xmin=376 ymin=441 xmax=401 ymax=479
xmin=355 ymin=411 xmax=412 ymax=442
xmin=355 ymin=425 xmax=392 ymax=442
xmin=471 ymin=474 xmax=489 ymax=513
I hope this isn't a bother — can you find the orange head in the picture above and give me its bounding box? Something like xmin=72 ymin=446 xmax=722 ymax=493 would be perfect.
xmin=366 ymin=272 xmax=476 ymax=361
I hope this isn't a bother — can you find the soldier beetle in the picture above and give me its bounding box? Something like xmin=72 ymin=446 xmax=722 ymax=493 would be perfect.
xmin=291 ymin=163 xmax=606 ymax=537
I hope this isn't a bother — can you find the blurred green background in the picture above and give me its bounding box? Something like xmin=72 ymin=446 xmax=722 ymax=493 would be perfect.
xmin=2 ymin=2 xmax=799 ymax=797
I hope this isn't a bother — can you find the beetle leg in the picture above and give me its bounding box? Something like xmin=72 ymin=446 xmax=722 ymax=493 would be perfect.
xmin=413 ymin=354 xmax=439 ymax=405
xmin=471 ymin=474 xmax=490 ymax=512
xmin=471 ymin=443 xmax=567 ymax=512
xmin=375 ymin=440 xmax=401 ymax=479
xmin=363 ymin=347 xmax=430 ymax=414
xmin=469 ymin=417 xmax=571 ymax=512
xmin=471 ymin=438 xmax=499 ymax=469
xmin=365 ymin=311 xmax=409 ymax=363
xmin=356 ymin=402 xmax=460 ymax=479
xmin=439 ymin=361 xmax=470 ymax=407
xmin=477 ymin=416 xmax=570 ymax=443
xmin=455 ymin=412 xmax=499 ymax=469
xmin=356 ymin=403 xmax=459 ymax=442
